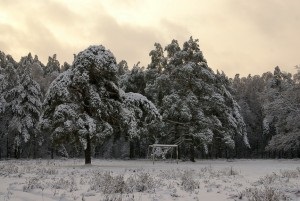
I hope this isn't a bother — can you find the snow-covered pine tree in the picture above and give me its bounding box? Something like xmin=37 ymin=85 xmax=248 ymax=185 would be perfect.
xmin=117 ymin=60 xmax=129 ymax=76
xmin=294 ymin=65 xmax=300 ymax=84
xmin=0 ymin=63 xmax=7 ymax=114
xmin=231 ymin=74 xmax=265 ymax=157
xmin=5 ymin=54 xmax=42 ymax=158
xmin=61 ymin=62 xmax=71 ymax=72
xmin=0 ymin=53 xmax=42 ymax=158
xmin=0 ymin=54 xmax=20 ymax=158
xmin=261 ymin=67 xmax=289 ymax=146
xmin=145 ymin=37 xmax=249 ymax=161
xmin=30 ymin=55 xmax=48 ymax=96
xmin=41 ymin=45 xmax=160 ymax=164
xmin=262 ymin=67 xmax=300 ymax=157
xmin=39 ymin=54 xmax=61 ymax=97
xmin=44 ymin=54 xmax=60 ymax=76
xmin=122 ymin=92 xmax=161 ymax=158
xmin=119 ymin=62 xmax=146 ymax=95
xmin=118 ymin=60 xmax=166 ymax=158
xmin=0 ymin=55 xmax=8 ymax=159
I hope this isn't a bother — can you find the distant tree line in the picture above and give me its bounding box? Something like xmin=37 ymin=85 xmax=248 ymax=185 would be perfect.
xmin=232 ymin=66 xmax=300 ymax=158
xmin=0 ymin=37 xmax=299 ymax=163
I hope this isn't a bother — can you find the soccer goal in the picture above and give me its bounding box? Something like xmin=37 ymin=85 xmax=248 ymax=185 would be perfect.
xmin=147 ymin=144 xmax=178 ymax=164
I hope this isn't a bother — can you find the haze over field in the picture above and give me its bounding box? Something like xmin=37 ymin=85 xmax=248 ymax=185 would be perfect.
xmin=1 ymin=0 xmax=300 ymax=77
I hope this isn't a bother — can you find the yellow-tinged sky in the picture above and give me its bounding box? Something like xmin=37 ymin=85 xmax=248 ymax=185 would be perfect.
xmin=0 ymin=0 xmax=299 ymax=77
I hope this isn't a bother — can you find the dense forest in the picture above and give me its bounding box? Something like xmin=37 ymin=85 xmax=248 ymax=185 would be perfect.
xmin=0 ymin=37 xmax=299 ymax=163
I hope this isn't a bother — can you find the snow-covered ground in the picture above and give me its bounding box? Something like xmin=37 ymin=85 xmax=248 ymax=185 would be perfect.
xmin=0 ymin=159 xmax=299 ymax=201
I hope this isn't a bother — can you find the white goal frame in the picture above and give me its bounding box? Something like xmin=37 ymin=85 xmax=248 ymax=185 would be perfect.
xmin=147 ymin=144 xmax=178 ymax=164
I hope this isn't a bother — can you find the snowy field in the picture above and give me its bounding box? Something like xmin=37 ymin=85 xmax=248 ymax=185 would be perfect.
xmin=0 ymin=159 xmax=299 ymax=201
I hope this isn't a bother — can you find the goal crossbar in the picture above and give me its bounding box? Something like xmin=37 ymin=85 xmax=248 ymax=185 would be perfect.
xmin=149 ymin=144 xmax=178 ymax=147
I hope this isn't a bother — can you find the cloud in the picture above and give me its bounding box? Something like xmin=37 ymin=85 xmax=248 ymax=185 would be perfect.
xmin=227 ymin=0 xmax=300 ymax=74
xmin=0 ymin=0 xmax=162 ymax=67
xmin=0 ymin=0 xmax=192 ymax=69
xmin=89 ymin=14 xmax=161 ymax=67
xmin=0 ymin=0 xmax=82 ymax=64
xmin=228 ymin=0 xmax=300 ymax=34
xmin=0 ymin=0 xmax=299 ymax=77
xmin=107 ymin=0 xmax=140 ymax=7
xmin=94 ymin=17 xmax=191 ymax=67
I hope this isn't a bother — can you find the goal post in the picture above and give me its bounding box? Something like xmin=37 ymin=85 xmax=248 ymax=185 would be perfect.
xmin=147 ymin=144 xmax=178 ymax=164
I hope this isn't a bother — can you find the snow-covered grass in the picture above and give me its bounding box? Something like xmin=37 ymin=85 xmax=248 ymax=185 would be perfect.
xmin=0 ymin=159 xmax=299 ymax=201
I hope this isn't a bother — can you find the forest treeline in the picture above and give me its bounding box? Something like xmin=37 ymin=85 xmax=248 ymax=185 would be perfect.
xmin=0 ymin=37 xmax=299 ymax=163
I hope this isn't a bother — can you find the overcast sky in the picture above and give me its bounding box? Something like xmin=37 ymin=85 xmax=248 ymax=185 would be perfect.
xmin=0 ymin=0 xmax=299 ymax=77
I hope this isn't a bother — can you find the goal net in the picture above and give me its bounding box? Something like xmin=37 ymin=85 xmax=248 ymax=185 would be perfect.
xmin=147 ymin=144 xmax=178 ymax=164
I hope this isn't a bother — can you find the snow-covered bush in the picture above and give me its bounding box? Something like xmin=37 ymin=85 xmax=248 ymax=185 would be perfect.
xmin=23 ymin=177 xmax=44 ymax=192
xmin=51 ymin=177 xmax=77 ymax=192
xmin=256 ymin=173 xmax=280 ymax=185
xmin=198 ymin=166 xmax=239 ymax=179
xmin=18 ymin=164 xmax=57 ymax=176
xmin=101 ymin=194 xmax=134 ymax=201
xmin=243 ymin=186 xmax=288 ymax=201
xmin=89 ymin=172 xmax=127 ymax=194
xmin=198 ymin=166 xmax=214 ymax=178
xmin=220 ymin=167 xmax=239 ymax=176
xmin=157 ymin=169 xmax=181 ymax=180
xmin=89 ymin=170 xmax=158 ymax=194
xmin=129 ymin=172 xmax=156 ymax=192
xmin=180 ymin=170 xmax=199 ymax=192
xmin=0 ymin=163 xmax=19 ymax=176
xmin=36 ymin=167 xmax=58 ymax=175
xmin=280 ymin=169 xmax=299 ymax=179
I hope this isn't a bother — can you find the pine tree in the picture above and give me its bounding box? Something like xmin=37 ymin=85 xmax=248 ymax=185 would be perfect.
xmin=0 ymin=67 xmax=6 ymax=114
xmin=5 ymin=54 xmax=42 ymax=158
xmin=231 ymin=74 xmax=265 ymax=157
xmin=145 ymin=37 xmax=249 ymax=161
xmin=0 ymin=60 xmax=7 ymax=159
xmin=0 ymin=55 xmax=20 ymax=158
xmin=61 ymin=62 xmax=71 ymax=72
xmin=30 ymin=55 xmax=49 ymax=96
xmin=120 ymin=62 xmax=146 ymax=95
xmin=117 ymin=60 xmax=129 ymax=76
xmin=41 ymin=45 xmax=160 ymax=164
xmin=262 ymin=67 xmax=300 ymax=157
xmin=44 ymin=54 xmax=60 ymax=76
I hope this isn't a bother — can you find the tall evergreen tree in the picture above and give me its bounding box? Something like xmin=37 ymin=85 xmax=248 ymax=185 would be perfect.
xmin=262 ymin=67 xmax=300 ymax=157
xmin=117 ymin=60 xmax=129 ymax=76
xmin=6 ymin=54 xmax=42 ymax=158
xmin=0 ymin=59 xmax=7 ymax=159
xmin=44 ymin=54 xmax=60 ymax=76
xmin=0 ymin=56 xmax=20 ymax=158
xmin=120 ymin=62 xmax=146 ymax=95
xmin=145 ymin=37 xmax=249 ymax=161
xmin=231 ymin=74 xmax=265 ymax=157
xmin=41 ymin=45 xmax=160 ymax=164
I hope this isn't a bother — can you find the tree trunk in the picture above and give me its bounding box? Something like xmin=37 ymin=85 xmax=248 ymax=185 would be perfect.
xmin=15 ymin=145 xmax=20 ymax=159
xmin=33 ymin=135 xmax=37 ymax=159
xmin=51 ymin=146 xmax=54 ymax=159
xmin=225 ymin=147 xmax=228 ymax=159
xmin=85 ymin=133 xmax=91 ymax=164
xmin=6 ymin=135 xmax=9 ymax=158
xmin=129 ymin=141 xmax=134 ymax=159
xmin=0 ymin=132 xmax=2 ymax=160
xmin=189 ymin=142 xmax=195 ymax=162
